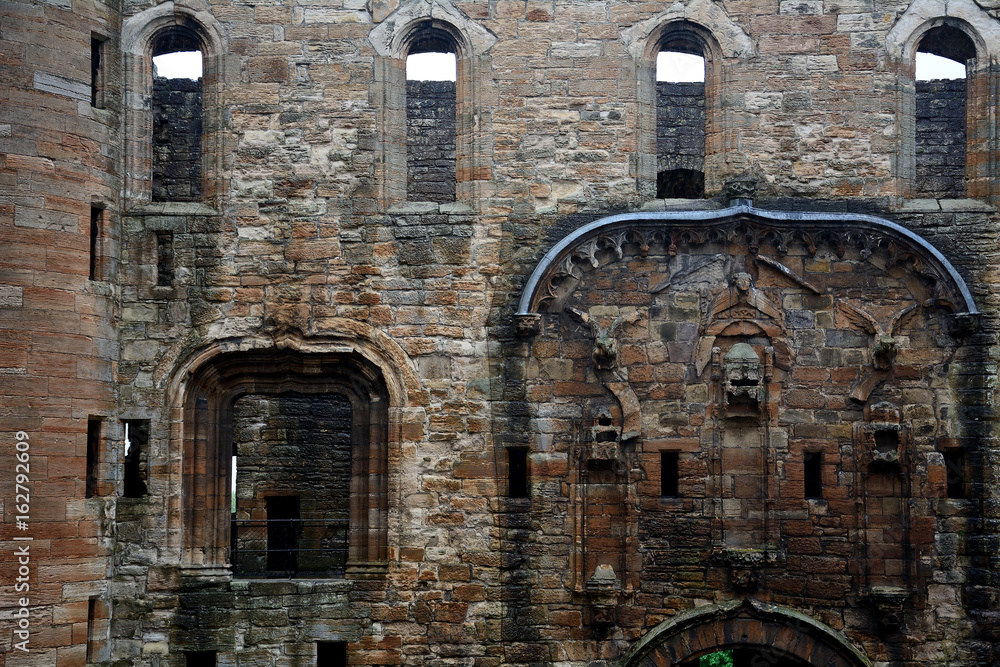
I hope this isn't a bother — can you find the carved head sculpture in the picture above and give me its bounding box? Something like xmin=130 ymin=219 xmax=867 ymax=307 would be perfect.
xmin=723 ymin=343 xmax=763 ymax=415
xmin=872 ymin=334 xmax=897 ymax=371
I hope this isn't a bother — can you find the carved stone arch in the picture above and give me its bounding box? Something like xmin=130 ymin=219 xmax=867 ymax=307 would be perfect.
xmin=886 ymin=0 xmax=998 ymax=64
xmin=619 ymin=599 xmax=871 ymax=667
xmin=621 ymin=0 xmax=753 ymax=61
xmin=368 ymin=0 xmax=497 ymax=60
xmin=160 ymin=330 xmax=418 ymax=570
xmin=121 ymin=1 xmax=230 ymax=206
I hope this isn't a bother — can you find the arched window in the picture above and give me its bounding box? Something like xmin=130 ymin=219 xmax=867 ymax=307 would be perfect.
xmin=370 ymin=11 xmax=494 ymax=210
xmin=122 ymin=6 xmax=226 ymax=206
xmin=913 ymin=26 xmax=975 ymax=198
xmin=656 ymin=47 xmax=706 ymax=198
xmin=405 ymin=39 xmax=458 ymax=203
xmin=151 ymin=30 xmax=204 ymax=202
xmin=635 ymin=21 xmax=722 ymax=200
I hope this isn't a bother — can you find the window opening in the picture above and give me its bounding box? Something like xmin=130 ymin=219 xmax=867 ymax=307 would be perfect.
xmin=943 ymin=448 xmax=966 ymax=498
xmin=91 ymin=36 xmax=106 ymax=108
xmin=660 ymin=451 xmax=679 ymax=497
xmin=406 ymin=41 xmax=457 ymax=203
xmin=508 ymin=447 xmax=529 ymax=498
xmin=231 ymin=393 xmax=351 ymax=578
xmin=185 ymin=651 xmax=217 ymax=667
xmin=86 ymin=417 xmax=102 ymax=498
xmin=317 ymin=641 xmax=348 ymax=667
xmin=156 ymin=232 xmax=174 ymax=286
xmin=915 ymin=26 xmax=974 ymax=198
xmin=86 ymin=598 xmax=98 ymax=663
xmin=803 ymin=451 xmax=822 ymax=499
xmin=152 ymin=32 xmax=203 ymax=202
xmin=123 ymin=420 xmax=149 ymax=498
xmin=656 ymin=49 xmax=705 ymax=198
xmin=89 ymin=206 xmax=102 ymax=281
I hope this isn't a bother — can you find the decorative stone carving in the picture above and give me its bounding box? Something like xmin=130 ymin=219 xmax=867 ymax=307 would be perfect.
xmin=864 ymin=586 xmax=910 ymax=633
xmin=721 ymin=342 xmax=764 ymax=418
xmin=568 ymin=308 xmax=643 ymax=442
xmin=837 ymin=302 xmax=918 ymax=402
xmin=586 ymin=564 xmax=621 ymax=623
xmin=855 ymin=402 xmax=904 ymax=469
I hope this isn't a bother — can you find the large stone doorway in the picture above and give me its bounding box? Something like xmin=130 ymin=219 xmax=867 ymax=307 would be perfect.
xmin=619 ymin=599 xmax=871 ymax=667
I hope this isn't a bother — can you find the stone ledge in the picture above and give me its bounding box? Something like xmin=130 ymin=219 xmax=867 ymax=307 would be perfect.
xmin=127 ymin=202 xmax=220 ymax=216
xmin=387 ymin=201 xmax=474 ymax=215
xmin=896 ymin=198 xmax=995 ymax=213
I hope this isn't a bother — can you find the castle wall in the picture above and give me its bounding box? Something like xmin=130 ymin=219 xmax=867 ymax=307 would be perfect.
xmin=1 ymin=1 xmax=999 ymax=666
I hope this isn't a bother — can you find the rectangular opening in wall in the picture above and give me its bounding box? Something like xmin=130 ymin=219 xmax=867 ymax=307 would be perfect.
xmin=185 ymin=651 xmax=216 ymax=667
xmin=660 ymin=451 xmax=679 ymax=497
xmin=86 ymin=417 xmax=102 ymax=498
xmin=804 ymin=451 xmax=822 ymax=499
xmin=317 ymin=641 xmax=348 ymax=667
xmin=943 ymin=448 xmax=966 ymax=498
xmin=123 ymin=420 xmax=149 ymax=498
xmin=89 ymin=206 xmax=102 ymax=281
xmin=156 ymin=232 xmax=174 ymax=286
xmin=91 ymin=36 xmax=105 ymax=108
xmin=508 ymin=447 xmax=528 ymax=498
xmin=266 ymin=495 xmax=300 ymax=575
xmin=86 ymin=597 xmax=98 ymax=663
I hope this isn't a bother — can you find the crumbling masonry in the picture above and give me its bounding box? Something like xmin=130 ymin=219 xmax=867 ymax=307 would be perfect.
xmin=2 ymin=0 xmax=1000 ymax=666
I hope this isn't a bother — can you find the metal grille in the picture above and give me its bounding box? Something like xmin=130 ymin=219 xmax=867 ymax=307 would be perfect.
xmin=230 ymin=519 xmax=348 ymax=578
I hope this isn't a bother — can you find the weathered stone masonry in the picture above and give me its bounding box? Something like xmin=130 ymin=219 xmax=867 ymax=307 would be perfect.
xmin=2 ymin=0 xmax=1000 ymax=666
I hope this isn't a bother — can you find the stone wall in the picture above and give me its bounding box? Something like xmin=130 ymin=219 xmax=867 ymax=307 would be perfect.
xmin=406 ymin=80 xmax=456 ymax=203
xmin=3 ymin=1 xmax=1000 ymax=666
xmin=152 ymin=76 xmax=202 ymax=202
xmin=916 ymin=78 xmax=966 ymax=198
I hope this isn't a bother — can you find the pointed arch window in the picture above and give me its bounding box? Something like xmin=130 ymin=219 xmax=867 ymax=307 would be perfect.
xmin=656 ymin=46 xmax=706 ymax=198
xmin=405 ymin=40 xmax=458 ymax=203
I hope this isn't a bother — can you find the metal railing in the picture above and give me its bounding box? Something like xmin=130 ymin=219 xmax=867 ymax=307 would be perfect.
xmin=230 ymin=518 xmax=348 ymax=578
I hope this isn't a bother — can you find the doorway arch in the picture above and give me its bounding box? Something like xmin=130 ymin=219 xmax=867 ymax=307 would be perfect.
xmin=619 ymin=599 xmax=871 ymax=667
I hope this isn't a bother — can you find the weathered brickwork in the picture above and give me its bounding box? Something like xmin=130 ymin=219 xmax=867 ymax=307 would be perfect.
xmin=2 ymin=0 xmax=1000 ymax=666
xmin=152 ymin=77 xmax=203 ymax=202
xmin=916 ymin=78 xmax=967 ymax=199
xmin=407 ymin=80 xmax=457 ymax=203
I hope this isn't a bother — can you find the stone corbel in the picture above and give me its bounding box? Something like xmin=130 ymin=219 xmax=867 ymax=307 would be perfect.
xmin=586 ymin=564 xmax=621 ymax=624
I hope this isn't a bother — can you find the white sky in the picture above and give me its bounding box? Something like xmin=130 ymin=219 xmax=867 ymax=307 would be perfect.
xmin=916 ymin=52 xmax=966 ymax=80
xmin=657 ymin=52 xmax=705 ymax=82
xmin=153 ymin=51 xmax=203 ymax=79
xmin=152 ymin=48 xmax=964 ymax=87
xmin=406 ymin=52 xmax=457 ymax=81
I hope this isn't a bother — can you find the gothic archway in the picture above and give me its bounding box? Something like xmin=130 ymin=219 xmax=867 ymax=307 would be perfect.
xmin=619 ymin=599 xmax=871 ymax=667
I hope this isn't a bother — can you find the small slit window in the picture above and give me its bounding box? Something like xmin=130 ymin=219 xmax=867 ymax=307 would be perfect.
xmin=151 ymin=33 xmax=204 ymax=202
xmin=660 ymin=451 xmax=679 ymax=497
xmin=914 ymin=26 xmax=974 ymax=198
xmin=803 ymin=451 xmax=822 ymax=499
xmin=508 ymin=447 xmax=529 ymax=498
xmin=123 ymin=420 xmax=149 ymax=498
xmin=656 ymin=47 xmax=705 ymax=198
xmin=156 ymin=232 xmax=174 ymax=286
xmin=406 ymin=43 xmax=457 ymax=203
xmin=86 ymin=417 xmax=103 ymax=498
xmin=943 ymin=448 xmax=966 ymax=498
xmin=89 ymin=206 xmax=103 ymax=281
xmin=91 ymin=36 xmax=106 ymax=109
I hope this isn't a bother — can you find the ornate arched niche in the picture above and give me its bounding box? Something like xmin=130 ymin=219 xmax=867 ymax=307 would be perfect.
xmin=618 ymin=599 xmax=872 ymax=667
xmin=516 ymin=203 xmax=977 ymax=606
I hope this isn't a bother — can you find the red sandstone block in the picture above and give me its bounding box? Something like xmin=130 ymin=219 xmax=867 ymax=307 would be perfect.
xmin=439 ymin=564 xmax=471 ymax=582
xmin=452 ymin=584 xmax=486 ymax=602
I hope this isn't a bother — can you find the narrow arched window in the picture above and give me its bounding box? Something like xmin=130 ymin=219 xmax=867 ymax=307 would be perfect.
xmin=151 ymin=31 xmax=204 ymax=202
xmin=914 ymin=26 xmax=974 ymax=198
xmin=656 ymin=48 xmax=706 ymax=198
xmin=405 ymin=37 xmax=457 ymax=202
